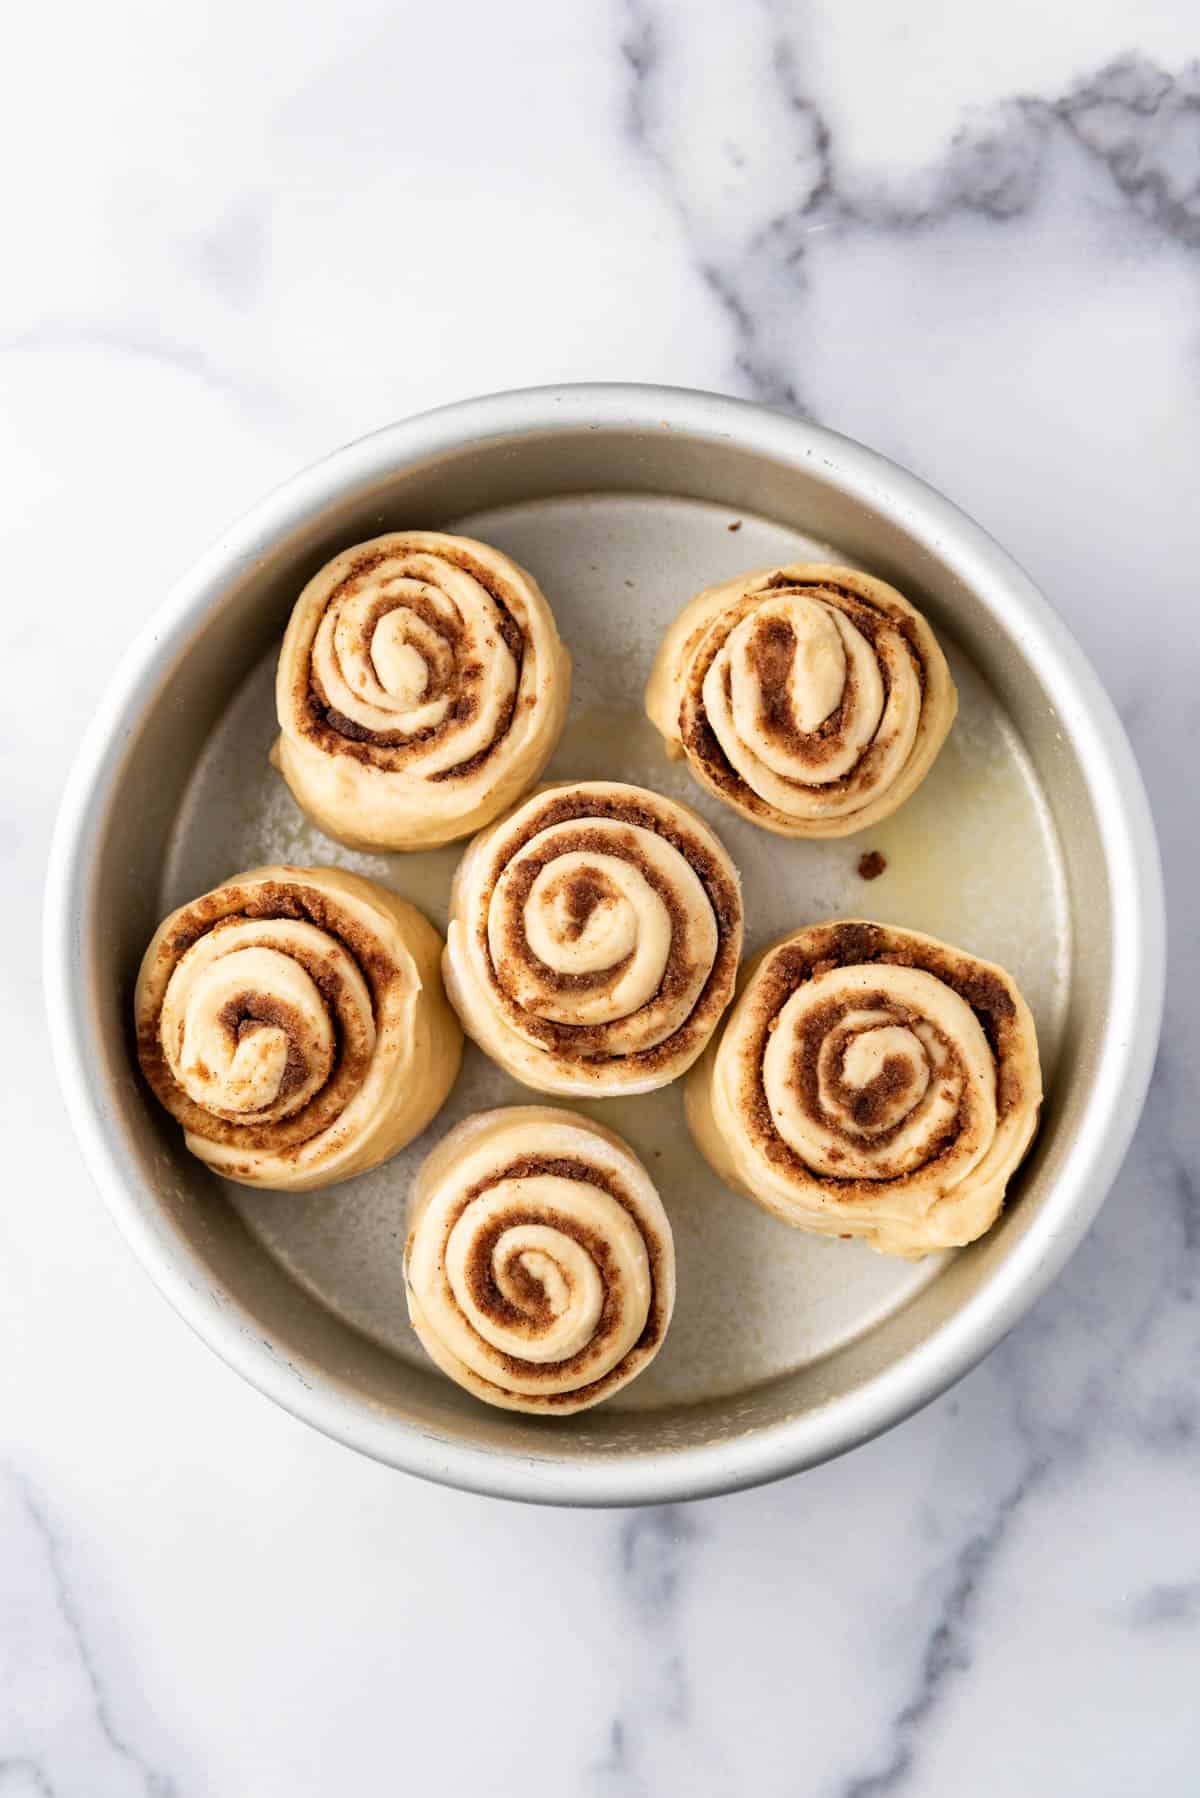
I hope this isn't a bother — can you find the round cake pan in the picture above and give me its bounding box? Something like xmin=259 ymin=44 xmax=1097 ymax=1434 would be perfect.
xmin=44 ymin=384 xmax=1165 ymax=1505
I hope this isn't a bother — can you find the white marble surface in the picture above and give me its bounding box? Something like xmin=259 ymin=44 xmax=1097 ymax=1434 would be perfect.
xmin=4 ymin=0 xmax=1197 ymax=1790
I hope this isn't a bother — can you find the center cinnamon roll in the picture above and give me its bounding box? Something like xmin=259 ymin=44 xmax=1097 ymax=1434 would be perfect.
xmin=443 ymin=781 xmax=743 ymax=1095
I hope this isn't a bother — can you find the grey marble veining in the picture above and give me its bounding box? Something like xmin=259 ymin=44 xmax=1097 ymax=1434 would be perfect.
xmin=3 ymin=0 xmax=1197 ymax=1792
xmin=0 ymin=1472 xmax=177 ymax=1796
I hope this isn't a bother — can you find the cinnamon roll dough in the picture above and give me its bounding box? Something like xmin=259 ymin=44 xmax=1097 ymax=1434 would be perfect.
xmin=443 ymin=781 xmax=744 ymax=1096
xmin=405 ymin=1106 xmax=675 ymax=1413
xmin=686 ymin=920 xmax=1042 ymax=1257
xmin=646 ymin=564 xmax=956 ymax=837
xmin=135 ymin=865 xmax=462 ymax=1191
xmin=273 ymin=532 xmax=571 ymax=851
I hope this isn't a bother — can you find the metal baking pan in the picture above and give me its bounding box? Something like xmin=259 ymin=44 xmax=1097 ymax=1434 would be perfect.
xmin=44 ymin=384 xmax=1165 ymax=1503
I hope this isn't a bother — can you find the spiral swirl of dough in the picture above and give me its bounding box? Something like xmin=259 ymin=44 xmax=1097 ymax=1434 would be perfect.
xmin=405 ymin=1107 xmax=675 ymax=1413
xmin=135 ymin=866 xmax=462 ymax=1191
xmin=273 ymin=533 xmax=571 ymax=851
xmin=685 ymin=921 xmax=1042 ymax=1257
xmin=645 ymin=564 xmax=957 ymax=837
xmin=443 ymin=782 xmax=743 ymax=1096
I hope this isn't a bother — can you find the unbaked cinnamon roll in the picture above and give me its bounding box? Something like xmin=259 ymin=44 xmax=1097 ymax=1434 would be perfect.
xmin=686 ymin=920 xmax=1041 ymax=1257
xmin=273 ymin=533 xmax=571 ymax=851
xmin=645 ymin=564 xmax=956 ymax=837
xmin=443 ymin=781 xmax=743 ymax=1096
xmin=405 ymin=1107 xmax=674 ymax=1413
xmin=135 ymin=865 xmax=462 ymax=1191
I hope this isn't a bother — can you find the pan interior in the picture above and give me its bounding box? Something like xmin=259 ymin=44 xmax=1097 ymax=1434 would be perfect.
xmin=161 ymin=491 xmax=1070 ymax=1422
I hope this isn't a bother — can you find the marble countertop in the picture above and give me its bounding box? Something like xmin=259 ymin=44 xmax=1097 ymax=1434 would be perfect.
xmin=6 ymin=1 xmax=1196 ymax=1791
